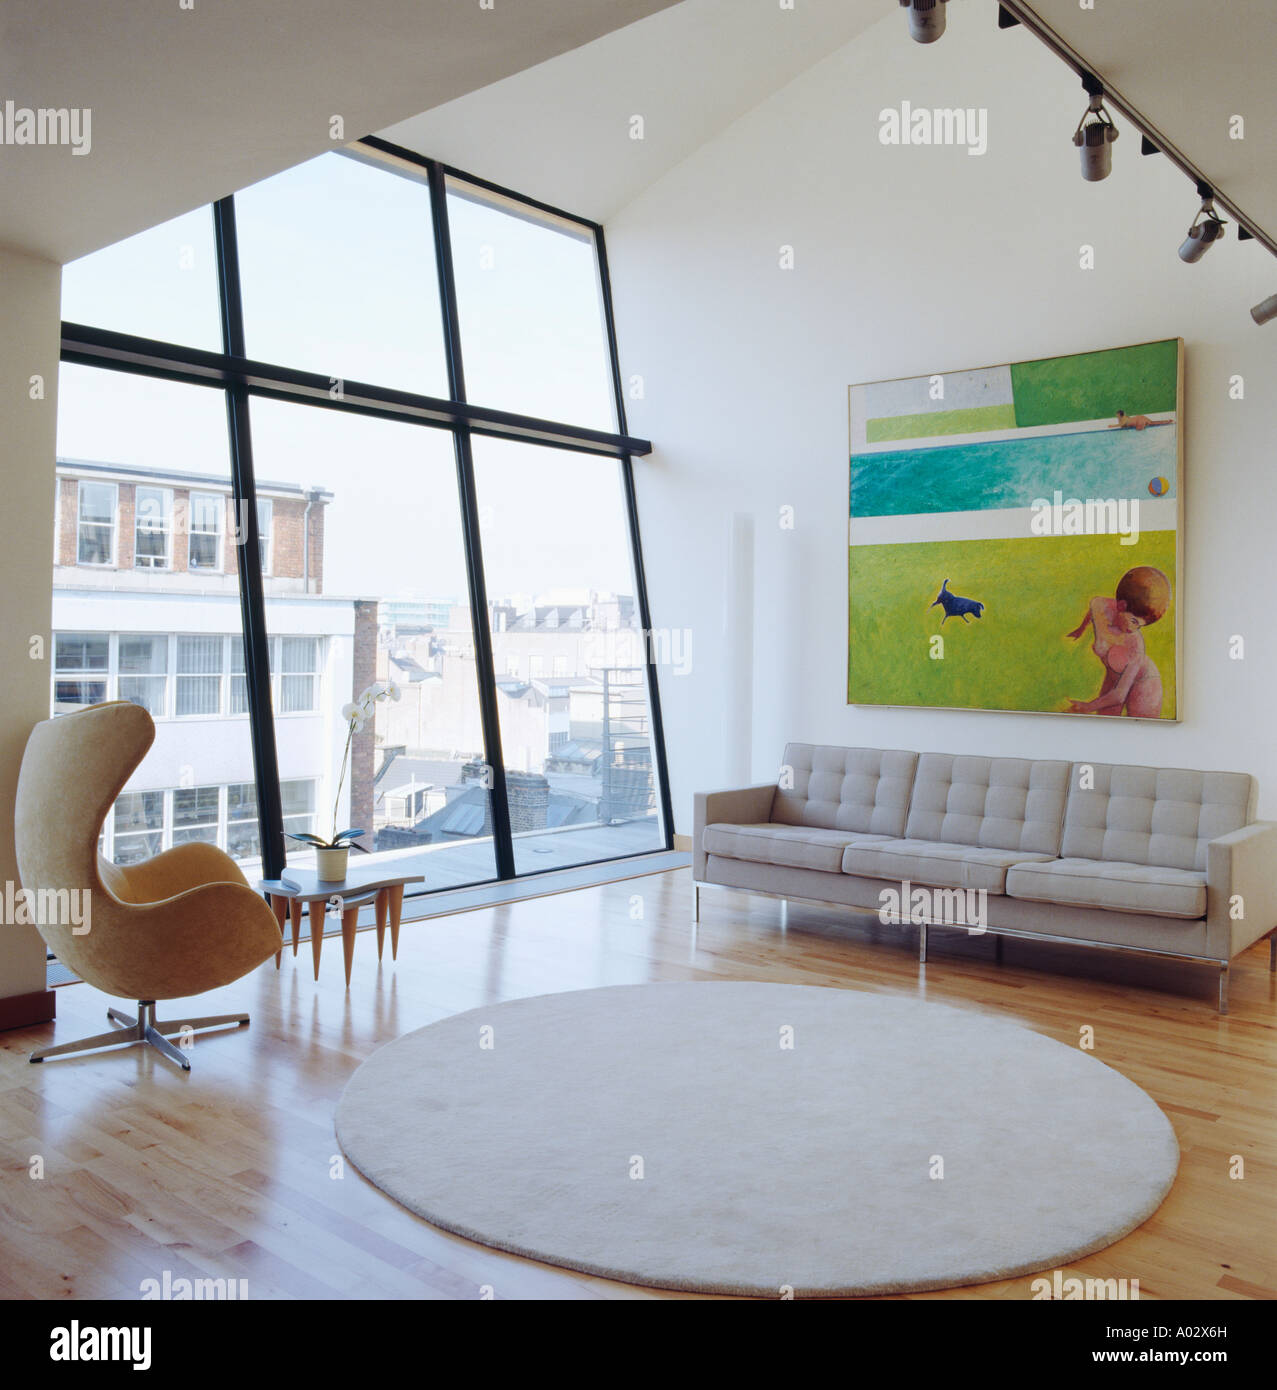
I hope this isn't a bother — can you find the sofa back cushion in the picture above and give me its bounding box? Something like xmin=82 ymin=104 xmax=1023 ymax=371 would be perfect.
xmin=1061 ymin=763 xmax=1255 ymax=871
xmin=905 ymin=753 xmax=1071 ymax=854
xmin=771 ymin=744 xmax=918 ymax=837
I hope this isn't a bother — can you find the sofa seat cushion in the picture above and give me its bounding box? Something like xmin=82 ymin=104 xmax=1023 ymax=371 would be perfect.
xmin=1005 ymin=857 xmax=1206 ymax=919
xmin=703 ymin=823 xmax=892 ymax=874
xmin=840 ymin=838 xmax=1055 ymax=894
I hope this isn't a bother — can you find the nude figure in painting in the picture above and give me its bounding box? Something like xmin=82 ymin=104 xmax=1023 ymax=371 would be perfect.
xmin=1066 ymin=566 xmax=1170 ymax=718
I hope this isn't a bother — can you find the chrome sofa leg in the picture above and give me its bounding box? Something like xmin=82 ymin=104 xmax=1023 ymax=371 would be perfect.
xmin=919 ymin=922 xmax=927 ymax=964
xmin=692 ymin=883 xmax=700 ymax=923
xmin=1218 ymin=964 xmax=1230 ymax=1015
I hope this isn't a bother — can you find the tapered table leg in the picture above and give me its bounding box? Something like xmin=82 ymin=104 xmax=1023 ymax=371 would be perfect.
xmin=309 ymin=899 xmax=325 ymax=981
xmin=289 ymin=898 xmax=303 ymax=956
xmin=388 ymin=884 xmax=405 ymax=961
xmin=341 ymin=905 xmax=360 ymax=988
xmin=271 ymin=894 xmax=288 ymax=968
xmin=375 ymin=889 xmax=389 ymax=961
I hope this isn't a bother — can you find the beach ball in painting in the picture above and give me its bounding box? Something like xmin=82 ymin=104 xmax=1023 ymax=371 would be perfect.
xmin=1148 ymin=476 xmax=1170 ymax=497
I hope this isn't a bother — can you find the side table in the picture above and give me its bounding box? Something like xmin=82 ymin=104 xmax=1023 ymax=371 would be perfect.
xmin=258 ymin=867 xmax=424 ymax=988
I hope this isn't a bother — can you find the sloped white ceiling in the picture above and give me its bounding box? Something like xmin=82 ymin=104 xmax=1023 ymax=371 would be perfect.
xmin=0 ymin=0 xmax=678 ymax=263
xmin=382 ymin=0 xmax=888 ymax=223
xmin=386 ymin=0 xmax=1275 ymax=251
xmin=1019 ymin=0 xmax=1277 ymax=245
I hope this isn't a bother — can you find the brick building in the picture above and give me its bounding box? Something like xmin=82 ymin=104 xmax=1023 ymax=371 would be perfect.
xmin=51 ymin=458 xmax=366 ymax=870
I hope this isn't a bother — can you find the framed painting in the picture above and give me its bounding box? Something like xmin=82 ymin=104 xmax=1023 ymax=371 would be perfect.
xmin=847 ymin=338 xmax=1183 ymax=719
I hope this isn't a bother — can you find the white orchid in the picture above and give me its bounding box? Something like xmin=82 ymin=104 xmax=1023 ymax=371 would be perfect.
xmin=319 ymin=679 xmax=399 ymax=850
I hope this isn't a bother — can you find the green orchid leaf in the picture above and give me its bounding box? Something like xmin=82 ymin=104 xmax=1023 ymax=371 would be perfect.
xmin=284 ymin=832 xmax=328 ymax=847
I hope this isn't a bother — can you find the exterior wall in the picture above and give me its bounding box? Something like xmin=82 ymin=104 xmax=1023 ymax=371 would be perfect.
xmin=347 ymin=599 xmax=379 ymax=848
xmin=57 ymin=477 xmax=77 ymax=566
xmin=0 ymin=246 xmax=62 ymax=1003
xmin=54 ymin=467 xmax=325 ymax=593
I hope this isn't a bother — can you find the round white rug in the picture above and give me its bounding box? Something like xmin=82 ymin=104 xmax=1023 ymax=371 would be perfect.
xmin=335 ymin=982 xmax=1178 ymax=1297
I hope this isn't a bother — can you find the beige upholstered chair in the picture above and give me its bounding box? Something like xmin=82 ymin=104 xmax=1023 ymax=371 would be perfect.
xmin=15 ymin=701 xmax=283 ymax=1069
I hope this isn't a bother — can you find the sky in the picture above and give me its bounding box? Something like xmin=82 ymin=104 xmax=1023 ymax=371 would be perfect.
xmin=56 ymin=148 xmax=638 ymax=604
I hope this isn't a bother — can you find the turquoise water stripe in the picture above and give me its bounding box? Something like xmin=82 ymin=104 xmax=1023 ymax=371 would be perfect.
xmin=850 ymin=426 xmax=1177 ymax=518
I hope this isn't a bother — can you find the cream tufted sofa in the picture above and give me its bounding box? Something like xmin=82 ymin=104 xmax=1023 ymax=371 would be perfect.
xmin=693 ymin=744 xmax=1277 ymax=1012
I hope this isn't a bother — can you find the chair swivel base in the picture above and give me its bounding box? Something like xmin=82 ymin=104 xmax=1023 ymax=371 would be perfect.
xmin=29 ymin=1000 xmax=249 ymax=1071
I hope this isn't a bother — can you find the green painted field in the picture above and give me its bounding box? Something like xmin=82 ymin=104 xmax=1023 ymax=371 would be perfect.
xmin=1010 ymin=339 xmax=1179 ymax=428
xmin=848 ymin=531 xmax=1177 ymax=717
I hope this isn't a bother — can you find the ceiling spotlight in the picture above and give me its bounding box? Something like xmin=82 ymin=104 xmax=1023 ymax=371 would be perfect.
xmin=1179 ymin=193 xmax=1226 ymax=263
xmin=1251 ymin=293 xmax=1277 ymax=325
xmin=1072 ymin=85 xmax=1118 ymax=181
xmin=899 ymin=0 xmax=948 ymax=44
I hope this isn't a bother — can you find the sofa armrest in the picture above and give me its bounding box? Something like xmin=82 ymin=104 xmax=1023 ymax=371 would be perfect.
xmin=1207 ymin=821 xmax=1277 ymax=960
xmin=692 ymin=783 xmax=778 ymax=879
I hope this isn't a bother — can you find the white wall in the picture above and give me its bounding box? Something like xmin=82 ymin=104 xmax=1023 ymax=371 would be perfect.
xmin=608 ymin=2 xmax=1277 ymax=829
xmin=0 ymin=244 xmax=62 ymax=999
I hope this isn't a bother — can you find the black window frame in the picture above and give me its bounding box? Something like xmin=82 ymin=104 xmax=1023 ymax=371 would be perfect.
xmin=59 ymin=135 xmax=674 ymax=887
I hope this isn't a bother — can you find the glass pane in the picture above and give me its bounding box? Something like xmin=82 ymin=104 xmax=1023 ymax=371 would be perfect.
xmin=176 ymin=676 xmax=220 ymax=717
xmin=279 ymin=674 xmax=315 ymax=714
xmin=257 ymin=498 xmax=272 ymax=573
xmin=446 ymin=179 xmax=616 ymax=430
xmin=116 ymin=790 xmax=164 ymax=831
xmin=55 ymin=365 xmax=258 ymax=869
xmin=189 ymin=531 xmax=221 ymax=571
xmin=55 ymin=633 xmax=108 ymax=672
xmin=177 ymin=635 xmax=223 ymax=673
xmin=174 ymin=785 xmax=219 ymax=827
xmin=250 ymin=397 xmax=497 ymax=891
xmin=112 ymin=790 xmax=165 ymax=865
xmin=54 ymin=679 xmax=107 ymax=714
xmin=134 ymin=486 xmax=171 ymax=568
xmin=118 ymin=634 xmax=168 ymax=716
xmin=235 ymin=151 xmax=448 ymax=397
xmin=280 ymin=636 xmax=317 ymax=672
xmin=473 ymin=437 xmax=665 ymax=872
xmin=79 ymin=481 xmax=115 ymax=523
xmin=60 ymin=206 xmax=222 ymax=351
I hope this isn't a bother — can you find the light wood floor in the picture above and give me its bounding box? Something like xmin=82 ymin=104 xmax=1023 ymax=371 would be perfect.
xmin=1 ymin=868 xmax=1273 ymax=1301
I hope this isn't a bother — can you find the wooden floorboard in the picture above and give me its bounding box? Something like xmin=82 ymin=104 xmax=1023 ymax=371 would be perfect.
xmin=1 ymin=868 xmax=1274 ymax=1300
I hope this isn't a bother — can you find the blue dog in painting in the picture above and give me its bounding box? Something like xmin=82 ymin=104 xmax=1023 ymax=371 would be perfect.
xmin=930 ymin=578 xmax=985 ymax=625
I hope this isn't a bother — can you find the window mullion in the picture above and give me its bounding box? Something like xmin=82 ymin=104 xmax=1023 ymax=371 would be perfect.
xmin=214 ymin=195 xmax=286 ymax=880
xmin=427 ymin=158 xmax=516 ymax=881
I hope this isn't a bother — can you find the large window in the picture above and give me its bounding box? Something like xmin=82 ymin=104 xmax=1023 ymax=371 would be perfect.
xmin=57 ymin=140 xmax=670 ymax=896
xmin=474 ymin=438 xmax=664 ymax=872
xmin=447 ymin=180 xmax=617 ymax=431
xmin=55 ymin=366 xmax=259 ymax=870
